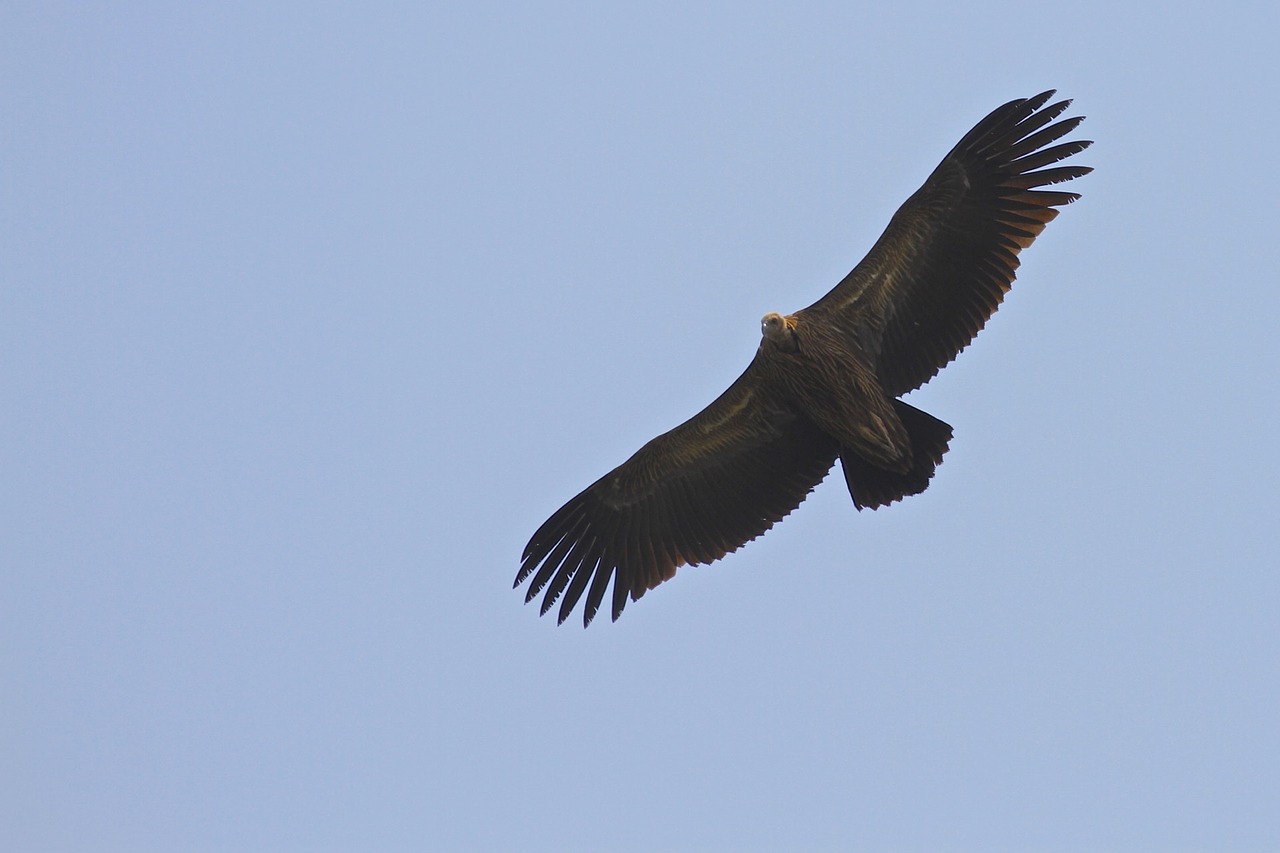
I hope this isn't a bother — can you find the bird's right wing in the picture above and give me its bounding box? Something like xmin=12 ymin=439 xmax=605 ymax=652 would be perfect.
xmin=803 ymin=91 xmax=1092 ymax=397
xmin=517 ymin=358 xmax=839 ymax=627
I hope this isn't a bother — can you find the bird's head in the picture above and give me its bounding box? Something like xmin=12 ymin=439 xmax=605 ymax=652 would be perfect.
xmin=760 ymin=312 xmax=800 ymax=353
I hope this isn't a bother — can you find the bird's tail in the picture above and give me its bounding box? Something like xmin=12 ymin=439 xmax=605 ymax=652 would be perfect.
xmin=839 ymin=401 xmax=952 ymax=509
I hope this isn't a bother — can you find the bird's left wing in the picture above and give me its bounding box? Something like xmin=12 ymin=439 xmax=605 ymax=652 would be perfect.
xmin=517 ymin=358 xmax=838 ymax=626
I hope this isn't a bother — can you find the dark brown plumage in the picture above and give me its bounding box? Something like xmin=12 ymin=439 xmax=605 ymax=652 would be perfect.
xmin=518 ymin=91 xmax=1092 ymax=626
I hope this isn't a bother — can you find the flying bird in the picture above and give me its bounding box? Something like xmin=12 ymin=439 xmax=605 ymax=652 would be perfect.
xmin=517 ymin=91 xmax=1092 ymax=626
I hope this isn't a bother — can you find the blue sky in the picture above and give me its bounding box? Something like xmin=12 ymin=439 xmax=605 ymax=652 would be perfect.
xmin=5 ymin=3 xmax=1278 ymax=850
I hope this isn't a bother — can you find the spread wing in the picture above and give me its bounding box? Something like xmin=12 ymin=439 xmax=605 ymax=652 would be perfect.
xmin=516 ymin=357 xmax=839 ymax=627
xmin=802 ymin=91 xmax=1092 ymax=397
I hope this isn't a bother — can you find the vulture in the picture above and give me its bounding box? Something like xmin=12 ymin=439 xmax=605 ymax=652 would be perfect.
xmin=517 ymin=90 xmax=1092 ymax=626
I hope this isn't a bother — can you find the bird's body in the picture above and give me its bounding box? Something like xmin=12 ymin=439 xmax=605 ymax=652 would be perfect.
xmin=518 ymin=91 xmax=1092 ymax=626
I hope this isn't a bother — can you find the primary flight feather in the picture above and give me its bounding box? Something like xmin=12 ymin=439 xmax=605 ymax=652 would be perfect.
xmin=517 ymin=91 xmax=1092 ymax=626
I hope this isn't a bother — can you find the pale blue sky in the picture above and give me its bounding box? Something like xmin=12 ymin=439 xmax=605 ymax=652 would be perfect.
xmin=5 ymin=3 xmax=1279 ymax=851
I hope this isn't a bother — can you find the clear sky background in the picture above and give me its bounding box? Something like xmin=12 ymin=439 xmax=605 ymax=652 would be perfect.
xmin=5 ymin=3 xmax=1278 ymax=851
